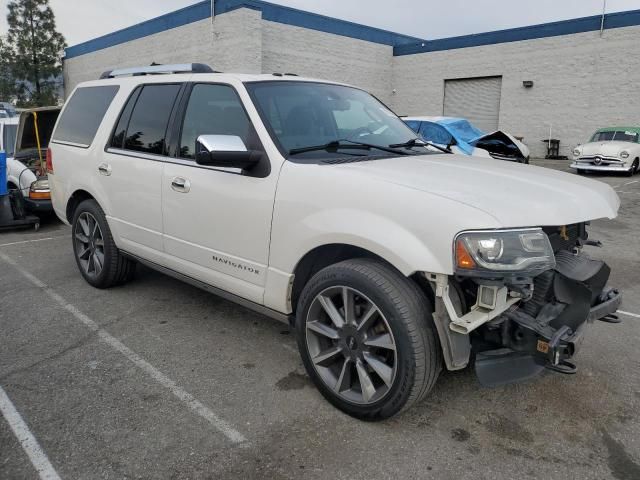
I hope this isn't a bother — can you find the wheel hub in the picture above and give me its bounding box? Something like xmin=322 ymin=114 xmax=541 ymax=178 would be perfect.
xmin=305 ymin=285 xmax=398 ymax=405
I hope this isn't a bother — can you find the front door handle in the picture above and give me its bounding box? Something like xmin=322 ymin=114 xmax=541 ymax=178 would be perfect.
xmin=98 ymin=163 xmax=112 ymax=176
xmin=171 ymin=177 xmax=191 ymax=193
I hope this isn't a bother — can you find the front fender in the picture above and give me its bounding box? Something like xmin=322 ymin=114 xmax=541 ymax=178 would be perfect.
xmin=287 ymin=208 xmax=447 ymax=276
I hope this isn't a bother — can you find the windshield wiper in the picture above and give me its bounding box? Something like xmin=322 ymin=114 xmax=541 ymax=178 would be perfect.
xmin=289 ymin=139 xmax=410 ymax=156
xmin=389 ymin=138 xmax=453 ymax=154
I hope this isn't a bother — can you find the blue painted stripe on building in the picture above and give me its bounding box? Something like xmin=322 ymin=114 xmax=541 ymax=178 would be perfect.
xmin=394 ymin=9 xmax=640 ymax=56
xmin=215 ymin=0 xmax=423 ymax=46
xmin=64 ymin=0 xmax=423 ymax=60
xmin=64 ymin=1 xmax=212 ymax=59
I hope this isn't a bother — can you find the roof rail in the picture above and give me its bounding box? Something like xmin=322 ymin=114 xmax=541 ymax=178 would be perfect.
xmin=99 ymin=63 xmax=216 ymax=79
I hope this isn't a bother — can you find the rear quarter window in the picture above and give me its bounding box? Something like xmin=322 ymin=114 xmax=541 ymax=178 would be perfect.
xmin=53 ymin=85 xmax=119 ymax=147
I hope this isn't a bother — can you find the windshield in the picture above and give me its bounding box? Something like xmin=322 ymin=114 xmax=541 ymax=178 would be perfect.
xmin=246 ymin=81 xmax=425 ymax=159
xmin=3 ymin=124 xmax=17 ymax=157
xmin=590 ymin=130 xmax=640 ymax=143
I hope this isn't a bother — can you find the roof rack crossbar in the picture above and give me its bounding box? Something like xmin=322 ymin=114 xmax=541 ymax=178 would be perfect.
xmin=100 ymin=63 xmax=215 ymax=79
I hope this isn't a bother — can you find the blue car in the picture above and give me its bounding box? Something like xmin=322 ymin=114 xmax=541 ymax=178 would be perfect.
xmin=403 ymin=116 xmax=530 ymax=163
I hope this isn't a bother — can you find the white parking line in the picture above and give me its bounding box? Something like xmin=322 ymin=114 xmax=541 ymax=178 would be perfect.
xmin=0 ymin=252 xmax=247 ymax=445
xmin=619 ymin=310 xmax=640 ymax=319
xmin=0 ymin=236 xmax=68 ymax=248
xmin=0 ymin=385 xmax=62 ymax=480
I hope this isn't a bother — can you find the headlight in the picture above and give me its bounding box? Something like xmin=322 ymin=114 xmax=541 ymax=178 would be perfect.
xmin=454 ymin=228 xmax=555 ymax=276
xmin=620 ymin=151 xmax=630 ymax=159
xmin=573 ymin=148 xmax=581 ymax=157
xmin=29 ymin=178 xmax=51 ymax=200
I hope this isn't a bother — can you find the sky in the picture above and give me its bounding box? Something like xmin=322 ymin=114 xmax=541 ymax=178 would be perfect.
xmin=1 ymin=0 xmax=640 ymax=46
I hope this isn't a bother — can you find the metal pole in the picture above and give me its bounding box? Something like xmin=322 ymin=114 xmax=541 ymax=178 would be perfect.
xmin=211 ymin=0 xmax=215 ymax=23
xmin=600 ymin=0 xmax=607 ymax=37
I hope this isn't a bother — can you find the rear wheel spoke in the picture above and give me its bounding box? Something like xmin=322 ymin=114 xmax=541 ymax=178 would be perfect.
xmin=364 ymin=333 xmax=395 ymax=351
xmin=355 ymin=359 xmax=377 ymax=402
xmin=357 ymin=303 xmax=379 ymax=333
xmin=318 ymin=295 xmax=345 ymax=329
xmin=307 ymin=320 xmax=339 ymax=340
xmin=334 ymin=359 xmax=352 ymax=393
xmin=313 ymin=345 xmax=344 ymax=368
xmin=363 ymin=352 xmax=393 ymax=387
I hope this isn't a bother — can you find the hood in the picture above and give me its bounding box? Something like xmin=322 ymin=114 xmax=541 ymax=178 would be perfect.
xmin=342 ymin=154 xmax=619 ymax=227
xmin=14 ymin=107 xmax=61 ymax=159
xmin=577 ymin=141 xmax=636 ymax=158
xmin=471 ymin=130 xmax=529 ymax=159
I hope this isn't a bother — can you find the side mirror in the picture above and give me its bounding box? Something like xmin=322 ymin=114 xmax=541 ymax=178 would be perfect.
xmin=195 ymin=135 xmax=261 ymax=169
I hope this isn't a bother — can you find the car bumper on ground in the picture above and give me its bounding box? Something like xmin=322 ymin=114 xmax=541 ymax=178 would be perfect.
xmin=24 ymin=197 xmax=53 ymax=213
xmin=474 ymin=250 xmax=622 ymax=386
xmin=570 ymin=162 xmax=631 ymax=172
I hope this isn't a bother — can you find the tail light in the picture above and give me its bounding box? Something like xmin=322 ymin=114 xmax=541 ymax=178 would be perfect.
xmin=46 ymin=148 xmax=54 ymax=174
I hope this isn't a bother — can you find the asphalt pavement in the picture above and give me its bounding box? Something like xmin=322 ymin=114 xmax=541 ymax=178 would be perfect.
xmin=1 ymin=160 xmax=639 ymax=479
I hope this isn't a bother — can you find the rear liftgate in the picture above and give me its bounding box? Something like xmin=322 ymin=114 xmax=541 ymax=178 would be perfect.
xmin=475 ymin=250 xmax=622 ymax=387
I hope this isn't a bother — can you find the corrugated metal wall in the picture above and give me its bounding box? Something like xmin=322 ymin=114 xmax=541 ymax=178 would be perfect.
xmin=443 ymin=76 xmax=502 ymax=132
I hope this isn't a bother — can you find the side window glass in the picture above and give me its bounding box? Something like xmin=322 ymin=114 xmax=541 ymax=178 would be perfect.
xmin=179 ymin=84 xmax=251 ymax=159
xmin=124 ymin=84 xmax=181 ymax=155
xmin=110 ymin=87 xmax=141 ymax=149
xmin=53 ymin=85 xmax=119 ymax=146
xmin=404 ymin=120 xmax=420 ymax=133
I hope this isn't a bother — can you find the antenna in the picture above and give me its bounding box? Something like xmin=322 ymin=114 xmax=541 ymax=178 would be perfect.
xmin=600 ymin=0 xmax=607 ymax=37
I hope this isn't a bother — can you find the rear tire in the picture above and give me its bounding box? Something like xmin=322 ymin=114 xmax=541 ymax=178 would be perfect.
xmin=295 ymin=259 xmax=441 ymax=420
xmin=71 ymin=199 xmax=136 ymax=288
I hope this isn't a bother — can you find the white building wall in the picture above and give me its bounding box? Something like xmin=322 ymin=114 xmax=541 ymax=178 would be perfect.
xmin=261 ymin=21 xmax=393 ymax=103
xmin=64 ymin=8 xmax=394 ymax=103
xmin=391 ymin=25 xmax=640 ymax=158
xmin=63 ymin=9 xmax=263 ymax=95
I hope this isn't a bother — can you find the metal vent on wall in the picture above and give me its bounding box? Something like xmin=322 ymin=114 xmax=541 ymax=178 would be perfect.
xmin=443 ymin=76 xmax=503 ymax=132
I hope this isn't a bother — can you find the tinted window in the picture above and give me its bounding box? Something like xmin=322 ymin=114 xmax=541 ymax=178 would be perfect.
xmin=419 ymin=122 xmax=454 ymax=145
xmin=53 ymin=86 xmax=119 ymax=146
xmin=179 ymin=84 xmax=250 ymax=159
xmin=110 ymin=87 xmax=141 ymax=149
xmin=3 ymin=124 xmax=17 ymax=156
xmin=125 ymin=84 xmax=181 ymax=155
xmin=404 ymin=120 xmax=420 ymax=133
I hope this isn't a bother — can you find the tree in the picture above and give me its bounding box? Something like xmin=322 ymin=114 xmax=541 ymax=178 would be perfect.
xmin=6 ymin=0 xmax=66 ymax=106
xmin=0 ymin=36 xmax=17 ymax=103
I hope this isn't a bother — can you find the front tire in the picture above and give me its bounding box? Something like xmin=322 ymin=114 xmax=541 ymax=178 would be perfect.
xmin=72 ymin=199 xmax=136 ymax=288
xmin=627 ymin=159 xmax=639 ymax=176
xmin=295 ymin=259 xmax=441 ymax=420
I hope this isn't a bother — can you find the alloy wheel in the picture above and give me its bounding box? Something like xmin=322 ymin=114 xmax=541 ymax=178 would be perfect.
xmin=74 ymin=212 xmax=105 ymax=279
xmin=305 ymin=286 xmax=397 ymax=405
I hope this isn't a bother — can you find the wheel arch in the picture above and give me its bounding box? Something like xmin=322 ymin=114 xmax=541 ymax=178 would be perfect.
xmin=66 ymin=189 xmax=96 ymax=224
xmin=289 ymin=243 xmax=435 ymax=314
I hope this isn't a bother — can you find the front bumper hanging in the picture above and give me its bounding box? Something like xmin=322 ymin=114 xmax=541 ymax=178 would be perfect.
xmin=474 ymin=250 xmax=622 ymax=386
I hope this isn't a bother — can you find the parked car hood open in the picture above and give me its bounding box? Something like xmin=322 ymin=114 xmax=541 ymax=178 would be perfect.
xmin=578 ymin=140 xmax=636 ymax=157
xmin=343 ymin=154 xmax=619 ymax=226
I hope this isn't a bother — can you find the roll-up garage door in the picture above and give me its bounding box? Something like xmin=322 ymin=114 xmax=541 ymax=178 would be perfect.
xmin=443 ymin=76 xmax=502 ymax=132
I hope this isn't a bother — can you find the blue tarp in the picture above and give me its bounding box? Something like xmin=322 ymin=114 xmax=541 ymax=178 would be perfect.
xmin=436 ymin=118 xmax=486 ymax=155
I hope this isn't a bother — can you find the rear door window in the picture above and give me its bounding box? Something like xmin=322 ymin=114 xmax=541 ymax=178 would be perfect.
xmin=53 ymin=85 xmax=119 ymax=146
xmin=123 ymin=84 xmax=181 ymax=156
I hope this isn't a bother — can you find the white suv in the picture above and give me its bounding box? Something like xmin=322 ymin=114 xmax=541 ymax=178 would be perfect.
xmin=49 ymin=64 xmax=622 ymax=419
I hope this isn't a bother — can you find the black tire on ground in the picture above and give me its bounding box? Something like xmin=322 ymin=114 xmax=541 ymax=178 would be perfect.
xmin=577 ymin=169 xmax=587 ymax=175
xmin=627 ymin=159 xmax=639 ymax=177
xmin=295 ymin=258 xmax=442 ymax=420
xmin=71 ymin=199 xmax=136 ymax=288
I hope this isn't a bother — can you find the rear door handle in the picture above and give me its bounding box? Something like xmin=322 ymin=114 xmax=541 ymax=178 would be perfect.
xmin=171 ymin=177 xmax=191 ymax=193
xmin=98 ymin=163 xmax=112 ymax=176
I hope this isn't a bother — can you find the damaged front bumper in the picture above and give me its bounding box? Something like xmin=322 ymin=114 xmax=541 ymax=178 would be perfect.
xmin=429 ymin=248 xmax=622 ymax=386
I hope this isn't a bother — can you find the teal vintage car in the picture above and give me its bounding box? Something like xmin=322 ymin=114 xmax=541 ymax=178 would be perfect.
xmin=571 ymin=127 xmax=640 ymax=176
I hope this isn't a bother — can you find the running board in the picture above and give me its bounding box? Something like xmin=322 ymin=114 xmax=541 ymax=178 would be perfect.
xmin=121 ymin=251 xmax=293 ymax=325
